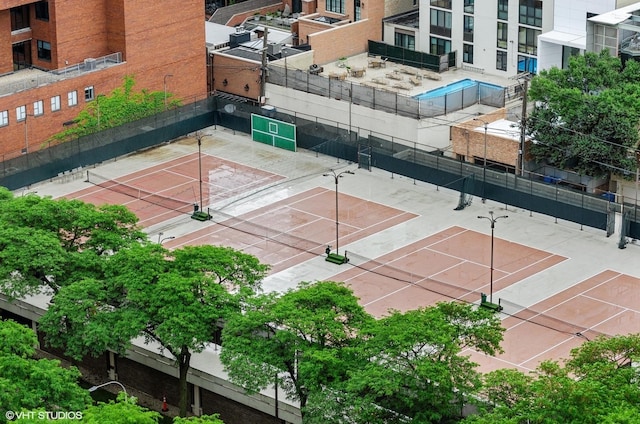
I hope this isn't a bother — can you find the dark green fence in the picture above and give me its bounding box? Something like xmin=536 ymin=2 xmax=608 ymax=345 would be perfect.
xmin=2 ymin=94 xmax=637 ymax=241
xmin=0 ymin=98 xmax=216 ymax=190
xmin=368 ymin=40 xmax=456 ymax=71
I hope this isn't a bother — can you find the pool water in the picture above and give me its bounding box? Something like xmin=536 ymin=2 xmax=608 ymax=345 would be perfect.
xmin=414 ymin=78 xmax=501 ymax=100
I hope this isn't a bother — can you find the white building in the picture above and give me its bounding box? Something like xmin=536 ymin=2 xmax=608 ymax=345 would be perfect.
xmin=538 ymin=0 xmax=639 ymax=72
xmin=382 ymin=1 xmax=640 ymax=78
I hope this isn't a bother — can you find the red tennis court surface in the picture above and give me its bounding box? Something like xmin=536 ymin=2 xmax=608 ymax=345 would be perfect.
xmin=466 ymin=270 xmax=640 ymax=373
xmin=67 ymin=153 xmax=284 ymax=227
xmin=166 ymin=187 xmax=417 ymax=274
xmin=328 ymin=226 xmax=567 ymax=317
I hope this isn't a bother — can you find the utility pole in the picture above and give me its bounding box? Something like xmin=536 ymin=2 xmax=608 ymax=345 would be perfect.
xmin=260 ymin=27 xmax=268 ymax=104
xmin=519 ymin=78 xmax=529 ymax=177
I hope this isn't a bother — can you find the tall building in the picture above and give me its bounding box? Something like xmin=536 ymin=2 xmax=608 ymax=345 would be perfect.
xmin=0 ymin=0 xmax=205 ymax=158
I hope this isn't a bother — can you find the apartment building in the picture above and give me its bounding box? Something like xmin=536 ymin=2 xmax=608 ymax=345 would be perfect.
xmin=0 ymin=0 xmax=205 ymax=158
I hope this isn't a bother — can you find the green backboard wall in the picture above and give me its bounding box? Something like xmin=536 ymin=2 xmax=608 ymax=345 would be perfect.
xmin=251 ymin=114 xmax=297 ymax=152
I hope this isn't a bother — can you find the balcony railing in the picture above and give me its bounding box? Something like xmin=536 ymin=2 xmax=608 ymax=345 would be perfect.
xmin=0 ymin=52 xmax=123 ymax=98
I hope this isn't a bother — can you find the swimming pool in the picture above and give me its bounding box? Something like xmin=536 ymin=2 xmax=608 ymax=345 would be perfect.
xmin=414 ymin=78 xmax=503 ymax=100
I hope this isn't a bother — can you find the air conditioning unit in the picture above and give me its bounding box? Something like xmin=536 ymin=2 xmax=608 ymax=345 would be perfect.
xmin=84 ymin=58 xmax=96 ymax=70
xmin=267 ymin=43 xmax=282 ymax=55
xmin=235 ymin=25 xmax=245 ymax=34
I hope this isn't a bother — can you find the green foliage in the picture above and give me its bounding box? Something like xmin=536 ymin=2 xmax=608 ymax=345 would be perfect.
xmin=173 ymin=415 xmax=225 ymax=424
xmin=221 ymin=281 xmax=374 ymax=413
xmin=465 ymin=334 xmax=640 ymax=424
xmin=222 ymin=283 xmax=504 ymax=423
xmin=0 ymin=191 xmax=143 ymax=299
xmin=0 ymin=320 xmax=91 ymax=423
xmin=39 ymin=242 xmax=269 ymax=417
xmin=48 ymin=75 xmax=181 ymax=144
xmin=527 ymin=50 xmax=640 ymax=177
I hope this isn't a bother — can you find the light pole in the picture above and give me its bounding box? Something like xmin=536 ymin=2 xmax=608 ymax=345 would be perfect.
xmin=157 ymin=232 xmax=175 ymax=244
xmin=473 ymin=117 xmax=489 ymax=202
xmin=163 ymin=74 xmax=173 ymax=110
xmin=89 ymin=381 xmax=128 ymax=400
xmin=477 ymin=211 xmax=508 ymax=304
xmin=323 ymin=169 xmax=354 ymax=258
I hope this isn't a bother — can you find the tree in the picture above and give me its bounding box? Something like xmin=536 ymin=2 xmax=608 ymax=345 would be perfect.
xmin=0 ymin=188 xmax=143 ymax=299
xmin=0 ymin=319 xmax=92 ymax=423
xmin=527 ymin=50 xmax=640 ymax=177
xmin=48 ymin=75 xmax=181 ymax=144
xmin=14 ymin=392 xmax=226 ymax=424
xmin=465 ymin=334 xmax=640 ymax=424
xmin=39 ymin=243 xmax=269 ymax=417
xmin=316 ymin=302 xmax=504 ymax=424
xmin=220 ymin=281 xmax=374 ymax=419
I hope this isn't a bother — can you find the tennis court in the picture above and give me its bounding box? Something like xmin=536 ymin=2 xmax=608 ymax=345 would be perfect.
xmin=328 ymin=226 xmax=567 ymax=317
xmin=466 ymin=270 xmax=640 ymax=372
xmin=166 ymin=187 xmax=418 ymax=274
xmin=68 ymin=153 xmax=285 ymax=227
xmin=52 ymin=128 xmax=640 ymax=375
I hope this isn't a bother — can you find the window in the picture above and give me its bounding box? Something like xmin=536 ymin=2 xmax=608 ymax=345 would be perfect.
xmin=463 ymin=44 xmax=474 ymax=64
xmin=37 ymin=40 xmax=51 ymax=61
xmin=10 ymin=5 xmax=30 ymax=31
xmin=496 ymin=50 xmax=507 ymax=71
xmin=51 ymin=95 xmax=61 ymax=111
xmin=518 ymin=26 xmax=540 ymax=55
xmin=395 ymin=31 xmax=415 ymax=50
xmin=497 ymin=0 xmax=508 ymax=20
xmin=562 ymin=46 xmax=580 ymax=69
xmin=33 ymin=100 xmax=44 ymax=116
xmin=463 ymin=15 xmax=474 ymax=42
xmin=519 ymin=0 xmax=542 ymax=27
xmin=84 ymin=86 xmax=95 ymax=101
xmin=0 ymin=111 xmax=8 ymax=127
xmin=464 ymin=0 xmax=474 ymax=13
xmin=326 ymin=0 xmax=344 ymax=14
xmin=430 ymin=9 xmax=452 ymax=37
xmin=68 ymin=91 xmax=78 ymax=107
xmin=497 ymin=22 xmax=508 ymax=49
xmin=16 ymin=105 xmax=26 ymax=121
xmin=430 ymin=37 xmax=451 ymax=55
xmin=518 ymin=55 xmax=537 ymax=73
xmin=430 ymin=0 xmax=451 ymax=8
xmin=35 ymin=1 xmax=49 ymax=21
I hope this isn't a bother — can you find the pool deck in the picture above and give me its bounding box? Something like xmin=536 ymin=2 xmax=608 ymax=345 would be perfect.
xmin=317 ymin=53 xmax=514 ymax=98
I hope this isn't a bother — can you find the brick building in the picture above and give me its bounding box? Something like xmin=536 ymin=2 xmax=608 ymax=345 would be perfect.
xmin=451 ymin=109 xmax=525 ymax=174
xmin=0 ymin=0 xmax=205 ymax=158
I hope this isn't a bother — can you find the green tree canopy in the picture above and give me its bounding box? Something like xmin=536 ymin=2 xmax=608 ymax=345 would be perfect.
xmin=220 ymin=281 xmax=374 ymax=417
xmin=0 ymin=319 xmax=91 ymax=423
xmin=464 ymin=334 xmax=640 ymax=424
xmin=527 ymin=50 xmax=640 ymax=177
xmin=0 ymin=188 xmax=143 ymax=299
xmin=39 ymin=243 xmax=269 ymax=417
xmin=307 ymin=302 xmax=504 ymax=424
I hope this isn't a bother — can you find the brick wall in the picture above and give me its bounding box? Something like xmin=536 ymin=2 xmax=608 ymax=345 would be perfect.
xmin=211 ymin=53 xmax=261 ymax=102
xmin=117 ymin=356 xmax=184 ymax=405
xmin=450 ymin=109 xmax=520 ymax=168
xmin=0 ymin=10 xmax=11 ymax=74
xmin=0 ymin=0 xmax=206 ymax=157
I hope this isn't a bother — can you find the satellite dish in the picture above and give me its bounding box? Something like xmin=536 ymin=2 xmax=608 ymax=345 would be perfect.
xmin=224 ymin=104 xmax=236 ymax=114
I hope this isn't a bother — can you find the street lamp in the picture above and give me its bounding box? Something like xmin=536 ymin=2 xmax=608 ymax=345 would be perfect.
xmin=157 ymin=232 xmax=175 ymax=244
xmin=88 ymin=381 xmax=128 ymax=400
xmin=163 ymin=74 xmax=173 ymax=110
xmin=477 ymin=211 xmax=508 ymax=304
xmin=323 ymin=169 xmax=354 ymax=260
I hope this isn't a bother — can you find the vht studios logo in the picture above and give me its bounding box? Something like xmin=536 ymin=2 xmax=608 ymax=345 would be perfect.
xmin=5 ymin=410 xmax=83 ymax=421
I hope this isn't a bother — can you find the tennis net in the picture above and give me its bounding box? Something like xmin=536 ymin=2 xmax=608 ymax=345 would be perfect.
xmin=87 ymin=171 xmax=195 ymax=214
